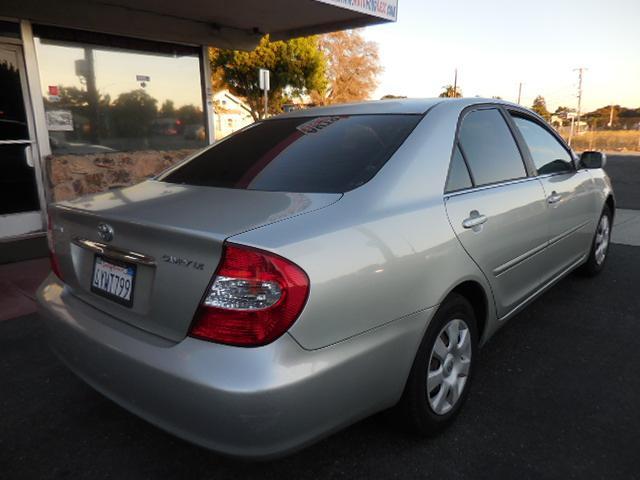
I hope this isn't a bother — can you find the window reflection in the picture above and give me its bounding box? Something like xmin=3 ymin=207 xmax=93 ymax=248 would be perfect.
xmin=34 ymin=36 xmax=206 ymax=154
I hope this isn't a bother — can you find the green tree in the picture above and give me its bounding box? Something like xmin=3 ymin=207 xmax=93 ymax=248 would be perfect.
xmin=111 ymin=89 xmax=158 ymax=137
xmin=584 ymin=105 xmax=620 ymax=128
xmin=554 ymin=105 xmax=571 ymax=115
xmin=211 ymin=35 xmax=326 ymax=120
xmin=160 ymin=99 xmax=176 ymax=118
xmin=439 ymin=85 xmax=462 ymax=98
xmin=531 ymin=95 xmax=551 ymax=120
xmin=177 ymin=104 xmax=203 ymax=125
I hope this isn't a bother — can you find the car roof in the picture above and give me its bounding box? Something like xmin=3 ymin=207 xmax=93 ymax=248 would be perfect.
xmin=274 ymin=97 xmax=523 ymax=118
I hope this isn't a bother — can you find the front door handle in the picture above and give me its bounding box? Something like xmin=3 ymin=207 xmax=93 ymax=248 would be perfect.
xmin=547 ymin=191 xmax=562 ymax=205
xmin=462 ymin=210 xmax=488 ymax=229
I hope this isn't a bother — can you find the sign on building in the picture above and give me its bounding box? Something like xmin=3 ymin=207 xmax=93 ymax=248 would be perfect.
xmin=316 ymin=0 xmax=398 ymax=21
xmin=46 ymin=110 xmax=74 ymax=131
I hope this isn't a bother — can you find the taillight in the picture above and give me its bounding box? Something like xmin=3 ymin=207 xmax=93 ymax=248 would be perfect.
xmin=189 ymin=243 xmax=310 ymax=347
xmin=47 ymin=211 xmax=63 ymax=280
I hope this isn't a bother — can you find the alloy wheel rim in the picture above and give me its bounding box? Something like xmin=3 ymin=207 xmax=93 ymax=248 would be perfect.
xmin=594 ymin=215 xmax=610 ymax=266
xmin=427 ymin=318 xmax=472 ymax=415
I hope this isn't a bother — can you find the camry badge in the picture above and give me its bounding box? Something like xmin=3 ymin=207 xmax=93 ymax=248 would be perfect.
xmin=161 ymin=254 xmax=205 ymax=270
xmin=97 ymin=222 xmax=114 ymax=242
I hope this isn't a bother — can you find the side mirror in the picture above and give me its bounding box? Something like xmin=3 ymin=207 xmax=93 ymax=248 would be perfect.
xmin=580 ymin=151 xmax=607 ymax=169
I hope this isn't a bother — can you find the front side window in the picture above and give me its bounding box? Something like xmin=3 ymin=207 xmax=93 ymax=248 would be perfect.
xmin=511 ymin=115 xmax=574 ymax=175
xmin=458 ymin=108 xmax=527 ymax=186
xmin=163 ymin=115 xmax=420 ymax=193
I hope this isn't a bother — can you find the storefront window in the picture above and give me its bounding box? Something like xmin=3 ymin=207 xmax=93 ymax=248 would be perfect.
xmin=33 ymin=27 xmax=206 ymax=154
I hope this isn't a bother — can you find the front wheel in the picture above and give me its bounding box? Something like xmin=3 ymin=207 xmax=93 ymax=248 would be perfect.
xmin=398 ymin=293 xmax=478 ymax=435
xmin=578 ymin=205 xmax=612 ymax=276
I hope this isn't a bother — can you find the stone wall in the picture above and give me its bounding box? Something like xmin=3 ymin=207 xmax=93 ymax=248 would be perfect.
xmin=47 ymin=150 xmax=196 ymax=202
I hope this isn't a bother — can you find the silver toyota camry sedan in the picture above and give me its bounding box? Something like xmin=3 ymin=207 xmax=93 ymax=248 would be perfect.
xmin=38 ymin=98 xmax=614 ymax=459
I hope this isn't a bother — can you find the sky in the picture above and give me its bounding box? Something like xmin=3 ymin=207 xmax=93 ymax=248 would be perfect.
xmin=362 ymin=0 xmax=640 ymax=112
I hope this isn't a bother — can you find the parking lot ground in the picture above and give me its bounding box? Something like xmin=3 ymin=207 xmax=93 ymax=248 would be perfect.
xmin=0 ymin=153 xmax=637 ymax=478
xmin=1 ymin=243 xmax=639 ymax=479
xmin=0 ymin=258 xmax=49 ymax=322
xmin=605 ymin=153 xmax=640 ymax=210
xmin=612 ymin=209 xmax=640 ymax=247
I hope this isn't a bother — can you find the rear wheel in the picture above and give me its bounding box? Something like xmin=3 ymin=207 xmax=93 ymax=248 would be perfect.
xmin=398 ymin=293 xmax=478 ymax=435
xmin=578 ymin=205 xmax=612 ymax=276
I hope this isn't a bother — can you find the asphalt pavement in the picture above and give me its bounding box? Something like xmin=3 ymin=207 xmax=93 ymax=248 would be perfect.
xmin=605 ymin=153 xmax=640 ymax=209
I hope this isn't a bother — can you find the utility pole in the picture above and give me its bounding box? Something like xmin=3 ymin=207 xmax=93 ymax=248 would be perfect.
xmin=608 ymin=104 xmax=614 ymax=128
xmin=81 ymin=47 xmax=100 ymax=144
xmin=264 ymin=86 xmax=268 ymax=118
xmin=517 ymin=82 xmax=523 ymax=104
xmin=568 ymin=115 xmax=575 ymax=146
xmin=574 ymin=67 xmax=587 ymax=135
xmin=452 ymin=68 xmax=458 ymax=98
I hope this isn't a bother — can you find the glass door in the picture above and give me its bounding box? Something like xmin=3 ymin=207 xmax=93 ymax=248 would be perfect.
xmin=0 ymin=43 xmax=42 ymax=239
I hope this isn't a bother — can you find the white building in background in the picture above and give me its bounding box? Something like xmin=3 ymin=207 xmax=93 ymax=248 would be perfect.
xmin=213 ymin=90 xmax=253 ymax=138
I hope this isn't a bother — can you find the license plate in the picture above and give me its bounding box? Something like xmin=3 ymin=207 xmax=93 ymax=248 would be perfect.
xmin=91 ymin=255 xmax=136 ymax=307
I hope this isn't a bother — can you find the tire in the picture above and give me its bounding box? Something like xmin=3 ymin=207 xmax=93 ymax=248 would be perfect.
xmin=398 ymin=293 xmax=478 ymax=435
xmin=578 ymin=205 xmax=612 ymax=277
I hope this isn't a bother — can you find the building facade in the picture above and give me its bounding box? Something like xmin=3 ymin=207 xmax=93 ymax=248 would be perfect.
xmin=0 ymin=1 xmax=397 ymax=260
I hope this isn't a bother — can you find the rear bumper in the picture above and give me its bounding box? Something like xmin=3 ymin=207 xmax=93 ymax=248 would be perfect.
xmin=37 ymin=274 xmax=432 ymax=459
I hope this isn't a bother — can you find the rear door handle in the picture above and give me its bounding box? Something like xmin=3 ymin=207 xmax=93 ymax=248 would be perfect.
xmin=547 ymin=191 xmax=562 ymax=205
xmin=462 ymin=210 xmax=488 ymax=229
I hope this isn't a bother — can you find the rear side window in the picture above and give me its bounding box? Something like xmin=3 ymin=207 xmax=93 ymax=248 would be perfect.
xmin=458 ymin=109 xmax=527 ymax=186
xmin=445 ymin=143 xmax=472 ymax=192
xmin=511 ymin=116 xmax=574 ymax=175
xmin=162 ymin=115 xmax=421 ymax=193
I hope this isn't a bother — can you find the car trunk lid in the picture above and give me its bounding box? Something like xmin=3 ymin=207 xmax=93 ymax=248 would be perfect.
xmin=49 ymin=180 xmax=340 ymax=342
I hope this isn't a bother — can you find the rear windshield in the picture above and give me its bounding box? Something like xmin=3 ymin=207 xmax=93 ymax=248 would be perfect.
xmin=161 ymin=114 xmax=421 ymax=193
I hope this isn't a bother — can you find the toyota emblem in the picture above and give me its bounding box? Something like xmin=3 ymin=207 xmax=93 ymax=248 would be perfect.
xmin=97 ymin=222 xmax=114 ymax=242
